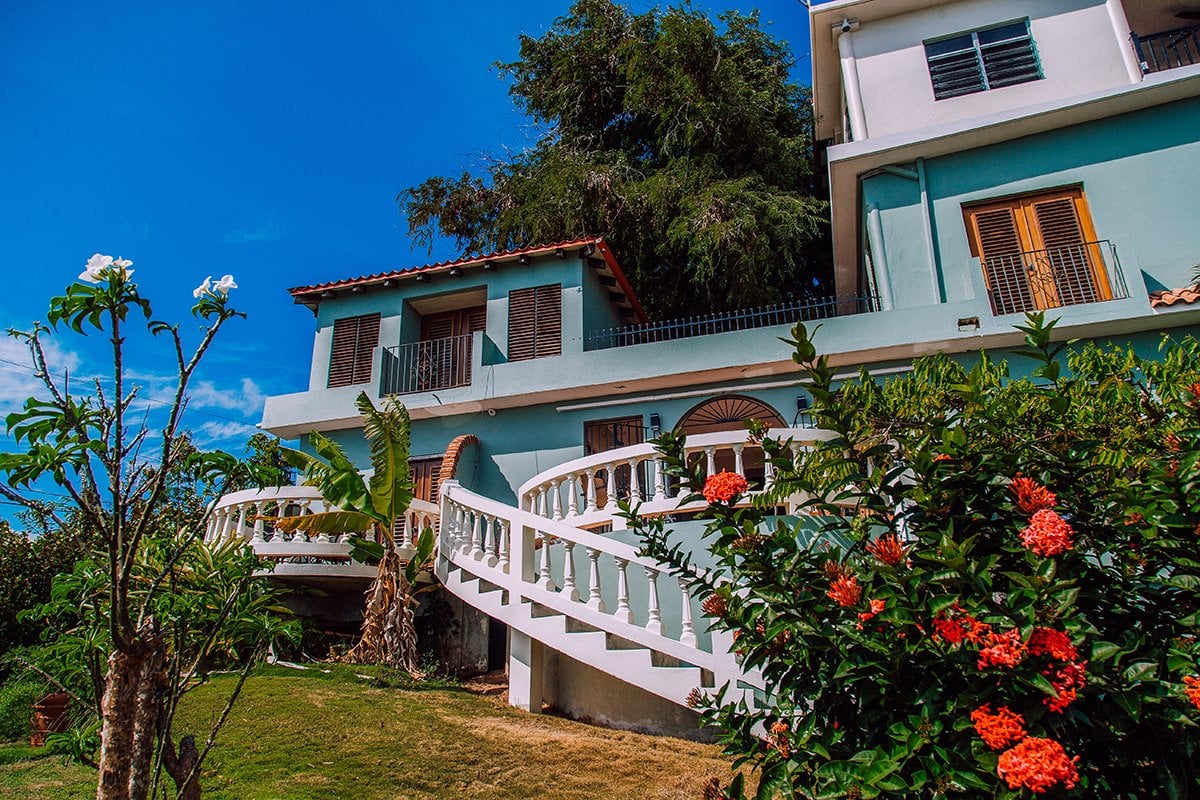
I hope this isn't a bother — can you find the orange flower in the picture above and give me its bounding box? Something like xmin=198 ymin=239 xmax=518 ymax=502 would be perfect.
xmin=978 ymin=628 xmax=1027 ymax=670
xmin=970 ymin=705 xmax=1027 ymax=750
xmin=1019 ymin=509 xmax=1075 ymax=557
xmin=1010 ymin=476 xmax=1057 ymax=514
xmin=856 ymin=599 xmax=885 ymax=629
xmin=1184 ymin=676 xmax=1200 ymax=710
xmin=767 ymin=721 xmax=791 ymax=758
xmin=997 ymin=737 xmax=1080 ymax=794
xmin=1027 ymin=628 xmax=1078 ymax=662
xmin=701 ymin=594 xmax=728 ymax=617
xmin=1044 ymin=660 xmax=1087 ymax=713
xmin=866 ymin=533 xmax=906 ymax=566
xmin=932 ymin=453 xmax=952 ymax=462
xmin=703 ymin=471 xmax=749 ymax=504
xmin=931 ymin=604 xmax=991 ymax=647
xmin=827 ymin=575 xmax=862 ymax=608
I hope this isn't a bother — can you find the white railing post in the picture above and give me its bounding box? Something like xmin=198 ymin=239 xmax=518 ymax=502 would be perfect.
xmin=470 ymin=511 xmax=484 ymax=561
xmin=680 ymin=578 xmax=697 ymax=647
xmin=537 ymin=487 xmax=548 ymax=519
xmin=628 ymin=459 xmax=641 ymax=503
xmin=764 ymin=459 xmax=776 ymax=490
xmin=483 ymin=514 xmax=497 ymax=567
xmin=565 ymin=474 xmax=578 ymax=517
xmin=498 ymin=519 xmax=511 ymax=574
xmin=252 ymin=503 xmax=266 ymax=543
xmin=614 ymin=558 xmax=634 ymax=624
xmin=586 ymin=548 xmax=606 ymax=612
xmin=561 ymin=541 xmax=580 ymax=602
xmin=537 ymin=534 xmax=557 ymax=591
xmin=550 ymin=479 xmax=562 ymax=521
xmin=645 ymin=567 xmax=663 ymax=636
xmin=733 ymin=443 xmax=745 ymax=476
xmin=584 ymin=469 xmax=597 ymax=513
xmin=235 ymin=504 xmax=248 ymax=540
xmin=704 ymin=447 xmax=716 ymax=477
xmin=604 ymin=464 xmax=617 ymax=512
xmin=653 ymin=458 xmax=666 ymax=502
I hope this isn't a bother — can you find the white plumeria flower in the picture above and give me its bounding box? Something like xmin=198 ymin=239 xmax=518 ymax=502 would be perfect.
xmin=213 ymin=274 xmax=238 ymax=295
xmin=79 ymin=253 xmax=113 ymax=284
xmin=193 ymin=276 xmax=213 ymax=299
xmin=112 ymin=257 xmax=134 ymax=279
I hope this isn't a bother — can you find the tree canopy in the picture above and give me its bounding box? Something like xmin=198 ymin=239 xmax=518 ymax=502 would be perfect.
xmin=399 ymin=0 xmax=829 ymax=318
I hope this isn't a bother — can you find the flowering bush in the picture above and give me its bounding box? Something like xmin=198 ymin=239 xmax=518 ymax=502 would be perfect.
xmin=637 ymin=314 xmax=1200 ymax=798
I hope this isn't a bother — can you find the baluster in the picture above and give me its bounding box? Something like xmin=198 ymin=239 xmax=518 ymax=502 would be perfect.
xmin=537 ymin=534 xmax=557 ymax=591
xmin=459 ymin=506 xmax=472 ymax=555
xmin=653 ymin=458 xmax=666 ymax=502
xmin=565 ymin=474 xmax=578 ymax=517
xmin=764 ymin=458 xmax=776 ymax=491
xmin=470 ymin=511 xmax=484 ymax=560
xmin=235 ymin=504 xmax=248 ymax=540
xmin=584 ymin=469 xmax=598 ymax=513
xmin=680 ymin=578 xmax=698 ymax=647
xmin=705 ymin=446 xmax=716 ymax=478
xmin=317 ymin=499 xmax=334 ymax=542
xmin=221 ymin=507 xmax=237 ymax=540
xmin=550 ymin=479 xmax=562 ymax=521
xmin=613 ymin=558 xmax=634 ymax=624
xmin=537 ymin=487 xmax=548 ymax=519
xmin=733 ymin=443 xmax=745 ymax=476
xmin=252 ymin=503 xmax=266 ymax=543
xmin=628 ymin=459 xmax=641 ymax=503
xmin=644 ymin=567 xmax=663 ymax=636
xmin=561 ymin=541 xmax=580 ymax=601
xmin=586 ymin=549 xmax=606 ymax=612
xmin=498 ymin=520 xmax=511 ymax=573
xmin=483 ymin=514 xmax=498 ymax=567
xmin=604 ymin=464 xmax=617 ymax=512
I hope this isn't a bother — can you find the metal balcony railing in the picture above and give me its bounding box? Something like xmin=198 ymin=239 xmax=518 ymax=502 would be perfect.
xmin=1133 ymin=25 xmax=1200 ymax=74
xmin=983 ymin=240 xmax=1128 ymax=317
xmin=381 ymin=334 xmax=472 ymax=396
xmin=584 ymin=293 xmax=879 ymax=351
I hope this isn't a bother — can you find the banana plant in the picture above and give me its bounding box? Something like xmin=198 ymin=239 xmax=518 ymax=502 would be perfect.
xmin=278 ymin=392 xmax=434 ymax=673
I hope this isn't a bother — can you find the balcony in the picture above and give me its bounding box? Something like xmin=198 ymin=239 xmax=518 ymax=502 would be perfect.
xmin=584 ymin=293 xmax=879 ymax=351
xmin=1133 ymin=25 xmax=1200 ymax=74
xmin=380 ymin=333 xmax=473 ymax=396
xmin=983 ymin=240 xmax=1129 ymax=317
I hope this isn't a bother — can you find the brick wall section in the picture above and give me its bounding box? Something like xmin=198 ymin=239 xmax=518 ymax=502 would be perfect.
xmin=439 ymin=434 xmax=480 ymax=483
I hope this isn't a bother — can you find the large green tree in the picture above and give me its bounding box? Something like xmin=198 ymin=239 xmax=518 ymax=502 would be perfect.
xmin=400 ymin=0 xmax=829 ymax=317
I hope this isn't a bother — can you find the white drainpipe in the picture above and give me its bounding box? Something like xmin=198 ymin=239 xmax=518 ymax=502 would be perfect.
xmin=837 ymin=22 xmax=869 ymax=142
xmin=865 ymin=205 xmax=895 ymax=311
xmin=1106 ymin=0 xmax=1144 ymax=83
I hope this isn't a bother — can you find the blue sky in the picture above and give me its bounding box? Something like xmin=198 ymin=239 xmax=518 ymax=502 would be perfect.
xmin=0 ymin=1 xmax=813 ymax=511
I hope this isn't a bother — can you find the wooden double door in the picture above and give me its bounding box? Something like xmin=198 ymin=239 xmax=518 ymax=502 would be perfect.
xmin=412 ymin=307 xmax=486 ymax=391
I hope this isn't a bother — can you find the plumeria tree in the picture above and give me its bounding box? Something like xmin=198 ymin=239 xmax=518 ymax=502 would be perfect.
xmin=0 ymin=255 xmax=296 ymax=800
xmin=638 ymin=315 xmax=1200 ymax=799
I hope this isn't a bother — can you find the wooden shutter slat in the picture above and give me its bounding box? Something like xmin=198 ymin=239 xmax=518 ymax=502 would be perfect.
xmin=508 ymin=285 xmax=559 ymax=362
xmin=328 ymin=313 xmax=380 ymax=388
xmin=971 ymin=207 xmax=1033 ymax=315
xmin=1031 ymin=197 xmax=1097 ymax=305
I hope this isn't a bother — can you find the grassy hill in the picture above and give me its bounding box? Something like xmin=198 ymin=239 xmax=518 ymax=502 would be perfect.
xmin=0 ymin=666 xmax=734 ymax=800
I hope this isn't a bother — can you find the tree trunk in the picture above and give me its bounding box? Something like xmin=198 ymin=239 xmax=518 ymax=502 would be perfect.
xmin=162 ymin=734 xmax=202 ymax=800
xmin=95 ymin=627 xmax=169 ymax=800
xmin=344 ymin=548 xmax=421 ymax=674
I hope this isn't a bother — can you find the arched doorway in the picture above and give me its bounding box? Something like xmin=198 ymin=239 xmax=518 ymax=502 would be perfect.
xmin=676 ymin=395 xmax=785 ymax=484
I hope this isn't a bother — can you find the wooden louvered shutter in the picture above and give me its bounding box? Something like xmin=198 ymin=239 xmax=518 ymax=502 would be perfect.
xmin=508 ymin=284 xmax=562 ymax=362
xmin=1029 ymin=193 xmax=1108 ymax=305
xmin=327 ymin=313 xmax=381 ymax=388
xmin=968 ymin=204 xmax=1035 ymax=316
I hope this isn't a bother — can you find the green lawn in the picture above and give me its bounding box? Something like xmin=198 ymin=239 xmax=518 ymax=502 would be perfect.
xmin=0 ymin=666 xmax=734 ymax=799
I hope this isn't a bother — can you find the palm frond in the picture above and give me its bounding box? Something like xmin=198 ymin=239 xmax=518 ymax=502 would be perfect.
xmin=271 ymin=510 xmax=375 ymax=536
xmin=356 ymin=392 xmax=413 ymax=524
xmin=281 ymin=431 xmax=372 ymax=516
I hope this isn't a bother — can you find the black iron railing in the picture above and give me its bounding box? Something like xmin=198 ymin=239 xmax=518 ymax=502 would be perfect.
xmin=380 ymin=334 xmax=473 ymax=395
xmin=1133 ymin=25 xmax=1200 ymax=73
xmin=983 ymin=240 xmax=1128 ymax=317
xmin=585 ymin=294 xmax=880 ymax=351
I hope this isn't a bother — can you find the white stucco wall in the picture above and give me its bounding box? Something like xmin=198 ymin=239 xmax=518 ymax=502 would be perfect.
xmin=847 ymin=0 xmax=1134 ymax=139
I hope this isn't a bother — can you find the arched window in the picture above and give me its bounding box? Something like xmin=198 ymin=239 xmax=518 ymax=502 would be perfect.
xmin=677 ymin=395 xmax=785 ymax=436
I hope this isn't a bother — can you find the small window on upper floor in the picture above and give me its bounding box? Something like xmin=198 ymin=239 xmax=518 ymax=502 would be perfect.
xmin=508 ymin=284 xmax=562 ymax=361
xmin=925 ymin=20 xmax=1041 ymax=101
xmin=328 ymin=312 xmax=380 ymax=388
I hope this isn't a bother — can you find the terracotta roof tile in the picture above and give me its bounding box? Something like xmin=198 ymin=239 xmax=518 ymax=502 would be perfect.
xmin=289 ymin=236 xmax=648 ymax=322
xmin=1150 ymin=285 xmax=1200 ymax=308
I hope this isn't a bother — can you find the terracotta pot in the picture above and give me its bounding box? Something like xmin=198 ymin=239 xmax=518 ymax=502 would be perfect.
xmin=29 ymin=692 xmax=70 ymax=747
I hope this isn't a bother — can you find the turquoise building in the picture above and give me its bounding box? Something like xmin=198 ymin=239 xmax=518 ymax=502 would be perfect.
xmin=208 ymin=0 xmax=1200 ymax=736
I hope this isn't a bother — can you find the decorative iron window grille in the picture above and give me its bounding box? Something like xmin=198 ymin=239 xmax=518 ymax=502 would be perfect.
xmin=925 ymin=20 xmax=1041 ymax=100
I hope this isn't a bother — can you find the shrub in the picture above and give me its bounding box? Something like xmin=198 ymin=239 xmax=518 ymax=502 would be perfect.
xmin=0 ymin=680 xmax=46 ymax=742
xmin=639 ymin=315 xmax=1200 ymax=798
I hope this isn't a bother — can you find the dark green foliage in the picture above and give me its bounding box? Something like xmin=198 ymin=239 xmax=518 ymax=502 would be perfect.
xmin=0 ymin=523 xmax=85 ymax=658
xmin=399 ymin=0 xmax=829 ymax=317
xmin=638 ymin=315 xmax=1200 ymax=798
xmin=0 ymin=680 xmax=45 ymax=741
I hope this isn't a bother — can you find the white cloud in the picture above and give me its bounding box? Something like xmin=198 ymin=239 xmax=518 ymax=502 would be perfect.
xmin=0 ymin=335 xmax=83 ymax=414
xmin=188 ymin=377 xmax=266 ymax=416
xmin=193 ymin=420 xmax=259 ymax=447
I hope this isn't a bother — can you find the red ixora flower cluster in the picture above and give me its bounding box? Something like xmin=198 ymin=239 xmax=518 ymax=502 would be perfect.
xmin=766 ymin=721 xmax=791 ymax=758
xmin=931 ymin=603 xmax=992 ymax=647
xmin=827 ymin=575 xmax=862 ymax=608
xmin=996 ymin=737 xmax=1080 ymax=794
xmin=1020 ymin=509 xmax=1075 ymax=557
xmin=1010 ymin=476 xmax=1057 ymax=514
xmin=1183 ymin=676 xmax=1200 ymax=710
xmin=978 ymin=629 xmax=1027 ymax=670
xmin=970 ymin=705 xmax=1026 ymax=750
xmin=1028 ymin=628 xmax=1087 ymax=710
xmin=703 ymin=471 xmax=748 ymax=504
xmin=856 ymin=599 xmax=885 ymax=630
xmin=865 ymin=533 xmax=906 ymax=567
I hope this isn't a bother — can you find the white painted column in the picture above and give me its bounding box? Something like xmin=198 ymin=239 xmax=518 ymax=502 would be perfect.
xmin=866 ymin=206 xmax=896 ymax=311
xmin=1106 ymin=0 xmax=1144 ymax=83
xmin=837 ymin=26 xmax=869 ymax=142
xmin=507 ymin=629 xmax=544 ymax=713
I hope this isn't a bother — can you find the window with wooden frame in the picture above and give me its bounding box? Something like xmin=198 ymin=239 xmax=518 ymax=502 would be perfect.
xmin=584 ymin=416 xmax=645 ymax=456
xmin=409 ymin=456 xmax=443 ymax=503
xmin=327 ymin=312 xmax=381 ymax=388
xmin=508 ymin=284 xmax=562 ymax=361
xmin=964 ymin=188 xmax=1112 ymax=316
